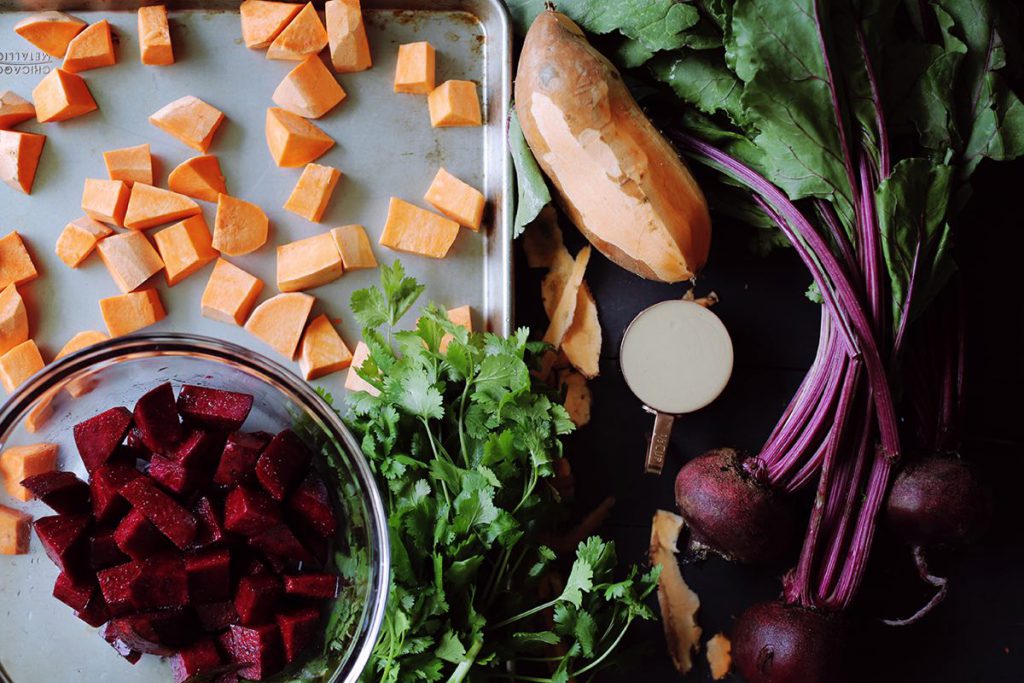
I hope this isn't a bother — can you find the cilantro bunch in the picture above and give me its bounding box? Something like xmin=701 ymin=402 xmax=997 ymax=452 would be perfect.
xmin=345 ymin=262 xmax=657 ymax=683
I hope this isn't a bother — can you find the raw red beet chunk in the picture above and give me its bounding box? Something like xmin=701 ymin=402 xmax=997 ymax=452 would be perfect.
xmin=21 ymin=471 xmax=91 ymax=515
xmin=97 ymin=561 xmax=143 ymax=616
xmin=195 ymin=601 xmax=240 ymax=631
xmin=104 ymin=625 xmax=142 ymax=664
xmin=150 ymin=455 xmax=204 ymax=496
xmin=255 ymin=430 xmax=311 ymax=501
xmin=234 ymin=574 xmax=282 ymax=625
xmin=53 ymin=572 xmax=94 ymax=611
xmin=91 ymin=530 xmax=129 ymax=570
xmin=214 ymin=432 xmax=269 ymax=487
xmin=74 ymin=407 xmax=133 ymax=473
xmin=276 ymin=607 xmax=321 ymax=663
xmin=221 ymin=623 xmax=283 ymax=680
xmin=105 ymin=609 xmax=199 ymax=656
xmin=134 ymin=554 xmax=190 ymax=609
xmin=283 ymin=573 xmax=341 ymax=599
xmin=76 ymin=591 xmax=112 ymax=627
xmin=186 ymin=547 xmax=232 ymax=603
xmin=114 ymin=509 xmax=172 ymax=560
xmin=223 ymin=487 xmax=280 ymax=537
xmin=120 ymin=477 xmax=198 ymax=549
xmin=172 ymin=637 xmax=224 ymax=683
xmin=249 ymin=523 xmax=313 ymax=563
xmin=133 ymin=382 xmax=184 ymax=453
xmin=192 ymin=496 xmax=225 ymax=548
xmin=177 ymin=384 xmax=254 ymax=432
xmin=91 ymin=462 xmax=142 ymax=523
xmin=287 ymin=471 xmax=337 ymax=538
xmin=170 ymin=429 xmax=222 ymax=470
xmin=34 ymin=514 xmax=91 ymax=581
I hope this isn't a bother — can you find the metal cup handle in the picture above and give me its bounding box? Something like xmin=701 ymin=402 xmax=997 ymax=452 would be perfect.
xmin=644 ymin=411 xmax=676 ymax=475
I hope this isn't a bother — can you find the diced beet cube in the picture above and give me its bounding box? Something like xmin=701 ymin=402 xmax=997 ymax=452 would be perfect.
xmin=177 ymin=385 xmax=254 ymax=432
xmin=195 ymin=600 xmax=240 ymax=631
xmin=34 ymin=514 xmax=90 ymax=580
xmin=214 ymin=432 xmax=269 ymax=487
xmin=114 ymin=509 xmax=172 ymax=560
xmin=186 ymin=547 xmax=232 ymax=603
xmin=74 ymin=406 xmax=133 ymax=473
xmin=276 ymin=607 xmax=321 ymax=663
xmin=91 ymin=529 xmax=129 ymax=570
xmin=53 ymin=572 xmax=94 ymax=612
xmin=97 ymin=561 xmax=143 ymax=616
xmin=249 ymin=524 xmax=314 ymax=563
xmin=133 ymin=382 xmax=184 ymax=454
xmin=120 ymin=477 xmax=198 ymax=549
xmin=192 ymin=496 xmax=225 ymax=548
xmin=255 ymin=430 xmax=311 ymax=501
xmin=105 ymin=610 xmax=198 ymax=656
xmin=172 ymin=637 xmax=223 ymax=683
xmin=170 ymin=429 xmax=222 ymax=470
xmin=283 ymin=573 xmax=341 ymax=600
xmin=234 ymin=574 xmax=282 ymax=626
xmin=134 ymin=553 xmax=189 ymax=609
xmin=91 ymin=462 xmax=142 ymax=523
xmin=124 ymin=426 xmax=151 ymax=460
xmin=149 ymin=455 xmax=204 ymax=496
xmin=104 ymin=624 xmax=142 ymax=664
xmin=20 ymin=471 xmax=91 ymax=515
xmin=221 ymin=623 xmax=283 ymax=681
xmin=260 ymin=551 xmax=293 ymax=575
xmin=293 ymin=521 xmax=328 ymax=566
xmin=223 ymin=487 xmax=280 ymax=537
xmin=76 ymin=591 xmax=112 ymax=628
xmin=286 ymin=471 xmax=337 ymax=538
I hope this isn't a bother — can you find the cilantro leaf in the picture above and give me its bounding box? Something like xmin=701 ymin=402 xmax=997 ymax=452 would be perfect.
xmin=510 ymin=110 xmax=551 ymax=237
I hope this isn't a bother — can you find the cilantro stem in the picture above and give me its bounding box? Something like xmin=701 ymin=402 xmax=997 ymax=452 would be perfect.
xmin=445 ymin=637 xmax=483 ymax=683
xmin=488 ymin=598 xmax=559 ymax=631
xmin=569 ymin=618 xmax=634 ymax=677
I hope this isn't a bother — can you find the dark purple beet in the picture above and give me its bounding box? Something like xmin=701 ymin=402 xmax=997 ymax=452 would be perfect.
xmin=886 ymin=454 xmax=990 ymax=547
xmin=732 ymin=601 xmax=846 ymax=683
xmin=674 ymin=448 xmax=798 ymax=565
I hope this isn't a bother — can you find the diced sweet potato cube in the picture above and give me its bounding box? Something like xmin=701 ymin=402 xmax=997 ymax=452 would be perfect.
xmin=276 ymin=232 xmax=343 ymax=292
xmin=267 ymin=2 xmax=328 ymax=61
xmin=440 ymin=304 xmax=472 ymax=352
xmin=0 ymin=130 xmax=45 ymax=194
xmin=82 ymin=178 xmax=131 ymax=226
xmin=100 ymin=288 xmax=166 ymax=337
xmin=150 ymin=96 xmax=225 ymax=153
xmin=424 ymin=167 xmax=485 ymax=230
xmin=74 ymin=407 xmax=133 ymax=473
xmin=240 ymin=0 xmax=303 ymax=49
xmin=212 ymin=194 xmax=269 ymax=256
xmin=103 ymin=143 xmax=153 ymax=187
xmin=394 ymin=41 xmax=434 ymax=94
xmin=379 ymin=197 xmax=460 ymax=258
xmin=265 ymin=107 xmax=334 ymax=167
xmin=0 ymin=232 xmax=38 ymax=290
xmin=14 ymin=12 xmax=86 ymax=58
xmin=20 ymin=471 xmax=90 ymax=515
xmin=97 ymin=230 xmax=165 ymax=293
xmin=298 ymin=313 xmax=352 ymax=380
xmin=0 ymin=339 xmax=44 ymax=393
xmin=0 ymin=91 xmax=36 ymax=129
xmin=244 ymin=292 xmax=314 ymax=358
xmin=0 ymin=284 xmax=28 ymax=356
xmin=0 ymin=442 xmax=58 ymax=501
xmin=120 ymin=477 xmax=198 ymax=549
xmin=32 ymin=68 xmax=97 ymax=123
xmin=277 ymin=607 xmax=320 ymax=663
xmin=124 ymin=183 xmax=201 ymax=231
xmin=284 ymin=163 xmax=341 ymax=221
xmin=167 ymin=155 xmax=227 ymax=202
xmin=63 ymin=20 xmax=116 ymax=72
xmin=344 ymin=340 xmax=378 ymax=395
xmin=34 ymin=513 xmax=91 ymax=579
xmin=0 ymin=503 xmax=32 ymax=555
xmin=138 ymin=5 xmax=173 ymax=66
xmin=55 ymin=216 xmax=113 ymax=268
xmin=172 ymin=638 xmax=223 ymax=683
xmin=177 ymin=385 xmax=254 ymax=431
xmin=326 ymin=0 xmax=371 ymax=73
xmin=428 ymin=80 xmax=482 ymax=127
xmin=330 ymin=224 xmax=376 ymax=270
xmin=273 ymin=55 xmax=346 ymax=119
xmin=153 ymin=215 xmax=217 ymax=286
xmin=201 ymin=258 xmax=263 ymax=325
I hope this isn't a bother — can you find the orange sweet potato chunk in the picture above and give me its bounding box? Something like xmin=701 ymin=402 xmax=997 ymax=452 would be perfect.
xmin=0 ymin=285 xmax=28 ymax=356
xmin=330 ymin=225 xmax=376 ymax=270
xmin=168 ymin=155 xmax=227 ymax=202
xmin=56 ymin=330 xmax=109 ymax=359
xmin=14 ymin=11 xmax=86 ymax=58
xmin=326 ymin=0 xmax=371 ymax=73
xmin=82 ymin=178 xmax=130 ymax=227
xmin=298 ymin=314 xmax=352 ymax=380
xmin=276 ymin=232 xmax=343 ymax=292
xmin=150 ymin=96 xmax=226 ymax=152
xmin=0 ymin=130 xmax=45 ymax=195
xmin=344 ymin=340 xmax=378 ymax=395
xmin=123 ymin=183 xmax=201 ymax=230
xmin=96 ymin=230 xmax=165 ymax=293
xmin=32 ymin=68 xmax=97 ymax=123
xmin=428 ymin=80 xmax=482 ymax=128
xmin=394 ymin=41 xmax=435 ymax=94
xmin=0 ymin=232 xmax=39 ymax=290
xmin=241 ymin=0 xmax=303 ymax=49
xmin=55 ymin=216 xmax=112 ymax=268
xmin=213 ymin=194 xmax=269 ymax=256
xmin=283 ymin=163 xmax=341 ymax=221
xmin=138 ymin=5 xmax=174 ymax=66
xmin=273 ymin=55 xmax=346 ymax=119
xmin=0 ymin=91 xmax=36 ymax=129
xmin=267 ymin=2 xmax=328 ymax=61
xmin=153 ymin=215 xmax=218 ymax=286
xmin=0 ymin=339 xmax=45 ymax=393
xmin=379 ymin=197 xmax=460 ymax=259
xmin=424 ymin=167 xmax=485 ymax=231
xmin=63 ymin=20 xmax=116 ymax=73
xmin=99 ymin=288 xmax=166 ymax=337
xmin=201 ymin=258 xmax=264 ymax=325
xmin=1 ymin=443 xmax=58 ymax=501
xmin=440 ymin=304 xmax=472 ymax=352
xmin=244 ymin=292 xmax=315 ymax=359
xmin=265 ymin=107 xmax=334 ymax=167
xmin=0 ymin=504 xmax=32 ymax=555
xmin=103 ymin=143 xmax=153 ymax=187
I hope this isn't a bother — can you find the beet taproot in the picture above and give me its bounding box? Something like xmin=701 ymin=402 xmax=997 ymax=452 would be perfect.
xmin=731 ymin=601 xmax=845 ymax=683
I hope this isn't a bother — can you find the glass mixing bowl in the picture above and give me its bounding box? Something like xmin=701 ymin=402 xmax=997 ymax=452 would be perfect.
xmin=0 ymin=334 xmax=388 ymax=683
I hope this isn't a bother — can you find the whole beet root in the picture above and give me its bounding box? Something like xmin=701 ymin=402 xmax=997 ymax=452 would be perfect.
xmin=732 ymin=601 xmax=846 ymax=683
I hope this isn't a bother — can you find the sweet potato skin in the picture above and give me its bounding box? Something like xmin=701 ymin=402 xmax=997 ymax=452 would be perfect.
xmin=515 ymin=12 xmax=711 ymax=283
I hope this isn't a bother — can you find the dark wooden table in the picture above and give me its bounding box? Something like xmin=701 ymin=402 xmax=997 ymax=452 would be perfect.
xmin=513 ymin=158 xmax=1024 ymax=682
